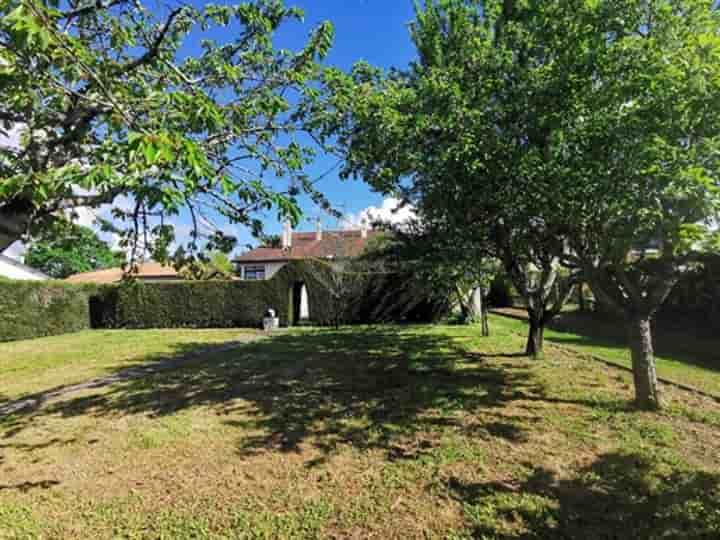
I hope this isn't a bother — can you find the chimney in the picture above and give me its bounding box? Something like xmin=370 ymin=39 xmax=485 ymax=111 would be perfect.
xmin=282 ymin=220 xmax=293 ymax=249
xmin=360 ymin=219 xmax=368 ymax=239
xmin=315 ymin=219 xmax=323 ymax=241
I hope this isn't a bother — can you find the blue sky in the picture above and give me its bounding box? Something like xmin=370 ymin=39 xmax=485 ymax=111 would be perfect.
xmin=3 ymin=1 xmax=420 ymax=260
xmin=236 ymin=0 xmax=419 ymax=243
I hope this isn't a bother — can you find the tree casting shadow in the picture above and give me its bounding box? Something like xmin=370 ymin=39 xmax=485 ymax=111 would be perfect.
xmin=447 ymin=451 xmax=720 ymax=539
xmin=1 ymin=327 xmax=554 ymax=462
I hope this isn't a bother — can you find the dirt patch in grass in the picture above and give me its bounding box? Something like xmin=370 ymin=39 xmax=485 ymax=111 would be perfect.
xmin=1 ymin=322 xmax=719 ymax=538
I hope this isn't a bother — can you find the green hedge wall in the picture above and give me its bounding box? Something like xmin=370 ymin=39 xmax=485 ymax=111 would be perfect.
xmin=0 ymin=261 xmax=450 ymax=341
xmin=96 ymin=261 xmax=335 ymax=329
xmin=96 ymin=280 xmax=279 ymax=329
xmin=96 ymin=260 xmax=446 ymax=330
xmin=0 ymin=279 xmax=101 ymax=342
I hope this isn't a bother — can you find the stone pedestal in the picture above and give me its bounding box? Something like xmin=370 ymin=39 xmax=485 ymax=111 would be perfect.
xmin=263 ymin=317 xmax=280 ymax=332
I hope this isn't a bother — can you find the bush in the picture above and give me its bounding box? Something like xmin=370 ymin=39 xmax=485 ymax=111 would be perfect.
xmin=97 ymin=280 xmax=282 ymax=329
xmin=0 ymin=261 xmax=453 ymax=340
xmin=0 ymin=279 xmax=100 ymax=342
xmin=351 ymin=272 xmax=450 ymax=323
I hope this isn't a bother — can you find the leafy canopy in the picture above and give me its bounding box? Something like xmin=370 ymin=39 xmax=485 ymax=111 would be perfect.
xmin=0 ymin=0 xmax=335 ymax=263
xmin=25 ymin=220 xmax=124 ymax=278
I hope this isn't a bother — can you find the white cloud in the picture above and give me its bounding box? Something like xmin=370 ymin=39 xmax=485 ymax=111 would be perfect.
xmin=66 ymin=206 xmax=98 ymax=228
xmin=344 ymin=197 xmax=416 ymax=230
xmin=0 ymin=124 xmax=23 ymax=150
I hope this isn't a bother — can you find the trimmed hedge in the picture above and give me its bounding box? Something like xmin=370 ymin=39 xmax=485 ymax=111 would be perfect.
xmin=0 ymin=279 xmax=101 ymax=342
xmin=96 ymin=279 xmax=283 ymax=329
xmin=93 ymin=260 xmax=447 ymax=330
xmin=487 ymin=274 xmax=515 ymax=308
xmin=94 ymin=261 xmax=337 ymax=329
xmin=0 ymin=261 xmax=449 ymax=340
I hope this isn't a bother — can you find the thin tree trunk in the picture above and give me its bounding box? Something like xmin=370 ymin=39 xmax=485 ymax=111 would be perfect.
xmin=578 ymin=282 xmax=586 ymax=312
xmin=526 ymin=312 xmax=545 ymax=359
xmin=481 ymin=299 xmax=489 ymax=337
xmin=627 ymin=315 xmax=661 ymax=410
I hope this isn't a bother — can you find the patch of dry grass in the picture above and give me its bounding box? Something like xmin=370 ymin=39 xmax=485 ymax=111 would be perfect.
xmin=1 ymin=319 xmax=719 ymax=538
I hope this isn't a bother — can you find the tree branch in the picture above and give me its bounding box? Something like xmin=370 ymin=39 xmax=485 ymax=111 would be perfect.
xmin=61 ymin=0 xmax=129 ymax=21
xmin=118 ymin=7 xmax=183 ymax=74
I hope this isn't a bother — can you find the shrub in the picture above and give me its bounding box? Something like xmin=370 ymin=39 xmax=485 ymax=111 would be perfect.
xmin=0 ymin=279 xmax=100 ymax=342
xmin=97 ymin=279 xmax=282 ymax=329
xmin=0 ymin=261 xmax=453 ymax=340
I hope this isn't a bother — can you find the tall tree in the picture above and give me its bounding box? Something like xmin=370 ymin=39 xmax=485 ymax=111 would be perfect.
xmin=543 ymin=0 xmax=720 ymax=409
xmin=319 ymin=0 xmax=578 ymax=358
xmin=323 ymin=0 xmax=720 ymax=408
xmin=0 ymin=0 xmax=334 ymax=263
xmin=25 ymin=220 xmax=123 ymax=278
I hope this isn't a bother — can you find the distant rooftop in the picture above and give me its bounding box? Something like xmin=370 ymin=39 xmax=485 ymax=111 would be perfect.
xmin=65 ymin=262 xmax=179 ymax=284
xmin=234 ymin=229 xmax=380 ymax=263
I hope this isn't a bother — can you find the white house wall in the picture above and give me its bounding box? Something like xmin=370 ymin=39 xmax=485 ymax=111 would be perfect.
xmin=238 ymin=261 xmax=287 ymax=280
xmin=265 ymin=262 xmax=286 ymax=279
xmin=0 ymin=259 xmax=47 ymax=281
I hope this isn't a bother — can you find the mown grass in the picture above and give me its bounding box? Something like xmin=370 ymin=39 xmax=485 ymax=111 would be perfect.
xmin=0 ymin=328 xmax=262 ymax=400
xmin=493 ymin=308 xmax=720 ymax=396
xmin=1 ymin=318 xmax=719 ymax=539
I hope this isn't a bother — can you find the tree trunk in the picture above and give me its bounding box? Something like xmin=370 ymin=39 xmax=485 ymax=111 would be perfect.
xmin=627 ymin=315 xmax=661 ymax=410
xmin=525 ymin=313 xmax=545 ymax=359
xmin=0 ymin=207 xmax=31 ymax=252
xmin=469 ymin=286 xmax=483 ymax=324
xmin=0 ymin=233 xmax=17 ymax=253
xmin=578 ymin=282 xmax=586 ymax=312
xmin=481 ymin=300 xmax=489 ymax=337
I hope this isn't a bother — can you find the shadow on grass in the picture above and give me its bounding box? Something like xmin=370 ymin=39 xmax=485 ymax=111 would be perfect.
xmin=0 ymin=327 xmax=573 ymax=462
xmin=0 ymin=479 xmax=60 ymax=492
xmin=544 ymin=311 xmax=720 ymax=375
xmin=448 ymin=451 xmax=720 ymax=539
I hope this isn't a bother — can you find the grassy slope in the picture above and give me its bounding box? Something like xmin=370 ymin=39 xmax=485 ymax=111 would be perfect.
xmin=494 ymin=309 xmax=720 ymax=397
xmin=0 ymin=319 xmax=719 ymax=539
xmin=0 ymin=329 xmax=261 ymax=401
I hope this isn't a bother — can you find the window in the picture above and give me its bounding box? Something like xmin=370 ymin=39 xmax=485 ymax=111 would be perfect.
xmin=244 ymin=265 xmax=266 ymax=281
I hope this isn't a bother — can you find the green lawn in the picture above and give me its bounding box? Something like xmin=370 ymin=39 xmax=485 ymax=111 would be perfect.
xmin=1 ymin=319 xmax=719 ymax=539
xmin=0 ymin=328 xmax=262 ymax=401
xmin=493 ymin=308 xmax=720 ymax=397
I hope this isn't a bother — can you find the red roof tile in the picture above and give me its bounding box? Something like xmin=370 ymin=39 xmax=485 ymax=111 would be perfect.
xmin=234 ymin=230 xmax=380 ymax=263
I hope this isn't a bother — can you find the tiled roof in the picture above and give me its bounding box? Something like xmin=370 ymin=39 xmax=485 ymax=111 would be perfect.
xmin=234 ymin=230 xmax=380 ymax=263
xmin=65 ymin=262 xmax=180 ymax=284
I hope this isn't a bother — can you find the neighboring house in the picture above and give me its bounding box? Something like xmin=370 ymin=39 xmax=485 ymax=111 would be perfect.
xmin=0 ymin=254 xmax=49 ymax=281
xmin=65 ymin=262 xmax=181 ymax=284
xmin=233 ymin=222 xmax=378 ymax=281
xmin=234 ymin=222 xmax=379 ymax=324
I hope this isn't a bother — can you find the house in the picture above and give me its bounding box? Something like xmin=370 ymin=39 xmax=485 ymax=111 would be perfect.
xmin=234 ymin=222 xmax=379 ymax=324
xmin=233 ymin=221 xmax=379 ymax=281
xmin=65 ymin=262 xmax=181 ymax=284
xmin=0 ymin=254 xmax=49 ymax=281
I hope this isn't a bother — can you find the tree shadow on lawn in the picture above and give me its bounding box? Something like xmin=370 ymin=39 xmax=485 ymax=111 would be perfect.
xmin=447 ymin=451 xmax=720 ymax=539
xmin=0 ymin=326 xmax=611 ymax=462
xmin=546 ymin=311 xmax=720 ymax=375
